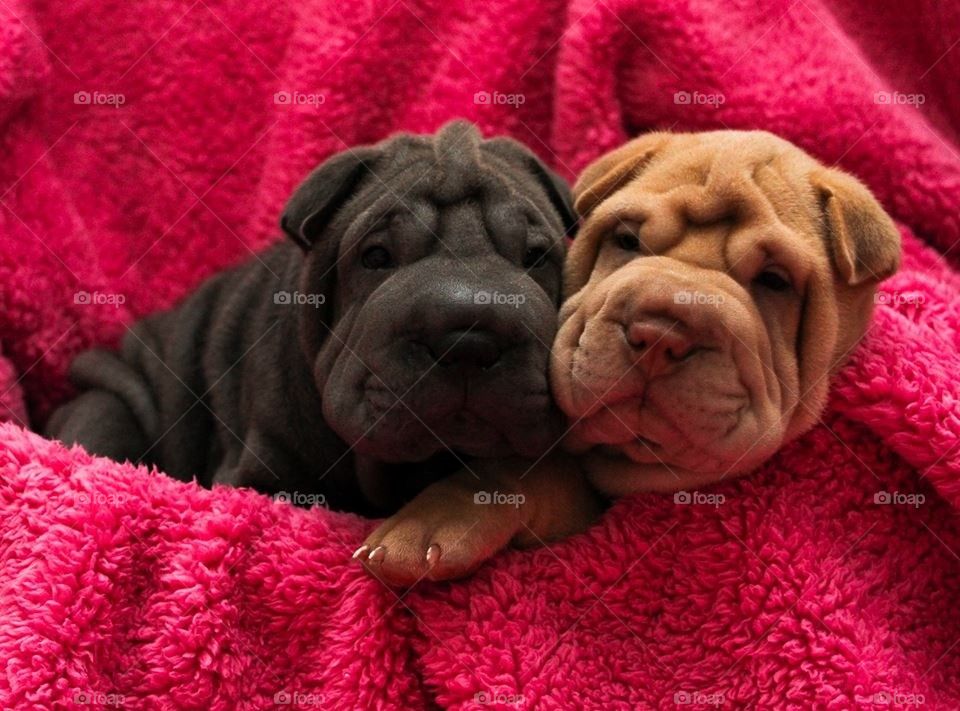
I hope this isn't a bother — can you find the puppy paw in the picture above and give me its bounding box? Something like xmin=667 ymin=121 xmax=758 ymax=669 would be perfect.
xmin=353 ymin=483 xmax=522 ymax=587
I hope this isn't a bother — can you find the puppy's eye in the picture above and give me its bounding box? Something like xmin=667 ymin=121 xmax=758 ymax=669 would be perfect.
xmin=753 ymin=266 xmax=792 ymax=292
xmin=361 ymin=246 xmax=394 ymax=270
xmin=611 ymin=223 xmax=642 ymax=252
xmin=523 ymin=247 xmax=549 ymax=269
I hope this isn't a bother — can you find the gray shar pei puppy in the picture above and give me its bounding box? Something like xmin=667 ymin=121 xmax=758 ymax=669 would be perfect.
xmin=48 ymin=121 xmax=576 ymax=529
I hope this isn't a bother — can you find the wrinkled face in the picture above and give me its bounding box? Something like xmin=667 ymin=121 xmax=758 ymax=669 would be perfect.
xmin=289 ymin=126 xmax=571 ymax=463
xmin=551 ymin=131 xmax=899 ymax=495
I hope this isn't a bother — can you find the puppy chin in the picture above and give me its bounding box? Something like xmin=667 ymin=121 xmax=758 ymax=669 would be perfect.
xmin=334 ymin=407 xmax=492 ymax=463
xmin=352 ymin=435 xmax=438 ymax=463
xmin=581 ymin=440 xmax=778 ymax=496
xmin=582 ymin=453 xmax=728 ymax=495
xmin=329 ymin=384 xmax=560 ymax=462
xmin=349 ymin=415 xmax=552 ymax=462
xmin=563 ymin=383 xmax=785 ymax=496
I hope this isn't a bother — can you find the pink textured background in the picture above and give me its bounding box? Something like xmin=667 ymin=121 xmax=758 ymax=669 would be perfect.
xmin=1 ymin=0 xmax=959 ymax=708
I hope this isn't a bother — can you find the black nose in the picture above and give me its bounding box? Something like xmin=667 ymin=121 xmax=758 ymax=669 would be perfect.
xmin=427 ymin=329 xmax=502 ymax=369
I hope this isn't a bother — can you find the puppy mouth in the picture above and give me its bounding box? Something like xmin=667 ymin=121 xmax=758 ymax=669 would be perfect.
xmin=562 ymin=345 xmax=759 ymax=469
xmin=596 ymin=433 xmax=660 ymax=460
xmin=354 ymin=373 xmax=557 ymax=460
xmin=633 ymin=434 xmax=661 ymax=451
xmin=363 ymin=373 xmax=551 ymax=417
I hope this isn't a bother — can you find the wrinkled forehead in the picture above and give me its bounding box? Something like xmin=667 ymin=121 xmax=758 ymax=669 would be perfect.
xmin=338 ymin=141 xmax=561 ymax=251
xmin=594 ymin=138 xmax=827 ymax=264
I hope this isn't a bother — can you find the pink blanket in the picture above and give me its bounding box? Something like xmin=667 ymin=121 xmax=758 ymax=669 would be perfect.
xmin=2 ymin=0 xmax=960 ymax=707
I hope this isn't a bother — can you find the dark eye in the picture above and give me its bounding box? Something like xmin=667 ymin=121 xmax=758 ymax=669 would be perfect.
xmin=361 ymin=246 xmax=394 ymax=270
xmin=753 ymin=267 xmax=792 ymax=292
xmin=612 ymin=223 xmax=642 ymax=252
xmin=523 ymin=247 xmax=549 ymax=269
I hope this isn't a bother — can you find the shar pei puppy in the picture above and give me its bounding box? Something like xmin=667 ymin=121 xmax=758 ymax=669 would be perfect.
xmin=47 ymin=121 xmax=576 ymax=524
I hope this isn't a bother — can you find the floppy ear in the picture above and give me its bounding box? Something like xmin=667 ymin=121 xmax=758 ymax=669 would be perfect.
xmin=282 ymin=146 xmax=380 ymax=359
xmin=281 ymin=147 xmax=381 ymax=250
xmin=810 ymin=168 xmax=901 ymax=286
xmin=573 ymin=133 xmax=669 ymax=218
xmin=485 ymin=137 xmax=577 ymax=235
xmin=527 ymin=158 xmax=577 ymax=236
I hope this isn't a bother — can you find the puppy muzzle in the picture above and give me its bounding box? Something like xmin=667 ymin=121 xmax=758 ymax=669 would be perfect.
xmin=324 ymin=263 xmax=563 ymax=462
xmin=553 ymin=258 xmax=785 ymax=482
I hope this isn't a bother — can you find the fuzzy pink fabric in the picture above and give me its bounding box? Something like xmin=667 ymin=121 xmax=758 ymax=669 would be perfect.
xmin=2 ymin=0 xmax=959 ymax=707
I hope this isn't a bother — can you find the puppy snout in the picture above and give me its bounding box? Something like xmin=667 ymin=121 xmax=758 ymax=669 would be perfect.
xmin=624 ymin=317 xmax=699 ymax=375
xmin=428 ymin=329 xmax=502 ymax=369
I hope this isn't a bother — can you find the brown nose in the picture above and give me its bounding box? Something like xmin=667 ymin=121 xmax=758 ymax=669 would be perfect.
xmin=625 ymin=317 xmax=697 ymax=373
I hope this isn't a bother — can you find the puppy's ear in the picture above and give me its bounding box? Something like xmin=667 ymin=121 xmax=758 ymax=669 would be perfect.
xmin=811 ymin=168 xmax=900 ymax=285
xmin=573 ymin=133 xmax=669 ymax=218
xmin=281 ymin=147 xmax=380 ymax=249
xmin=529 ymin=158 xmax=577 ymax=236
xmin=485 ymin=137 xmax=577 ymax=235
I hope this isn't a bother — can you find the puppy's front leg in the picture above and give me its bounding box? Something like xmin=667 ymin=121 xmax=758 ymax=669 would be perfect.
xmin=356 ymin=453 xmax=601 ymax=586
xmin=211 ymin=431 xmax=297 ymax=494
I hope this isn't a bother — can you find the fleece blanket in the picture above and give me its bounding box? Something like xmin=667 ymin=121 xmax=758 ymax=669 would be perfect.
xmin=2 ymin=0 xmax=960 ymax=707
